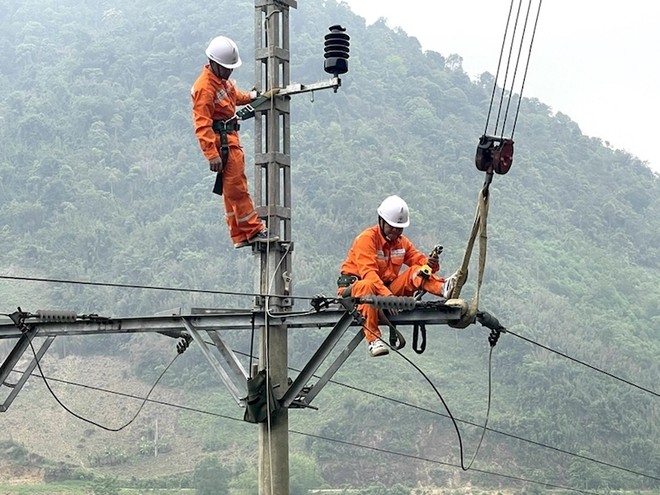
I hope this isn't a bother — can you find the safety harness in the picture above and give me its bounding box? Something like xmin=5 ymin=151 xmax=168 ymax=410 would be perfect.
xmin=210 ymin=119 xmax=241 ymax=196
xmin=209 ymin=92 xmax=274 ymax=196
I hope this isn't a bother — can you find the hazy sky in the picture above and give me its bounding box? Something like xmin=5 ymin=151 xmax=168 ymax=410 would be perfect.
xmin=343 ymin=0 xmax=660 ymax=174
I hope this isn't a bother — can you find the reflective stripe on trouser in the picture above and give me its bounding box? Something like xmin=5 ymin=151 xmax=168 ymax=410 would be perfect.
xmin=337 ymin=265 xmax=445 ymax=343
xmin=221 ymin=145 xmax=263 ymax=244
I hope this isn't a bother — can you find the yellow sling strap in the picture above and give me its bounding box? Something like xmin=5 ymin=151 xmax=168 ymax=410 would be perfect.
xmin=445 ymin=173 xmax=492 ymax=329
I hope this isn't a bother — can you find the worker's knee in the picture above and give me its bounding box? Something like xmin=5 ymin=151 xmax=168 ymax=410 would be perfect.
xmin=351 ymin=279 xmax=378 ymax=297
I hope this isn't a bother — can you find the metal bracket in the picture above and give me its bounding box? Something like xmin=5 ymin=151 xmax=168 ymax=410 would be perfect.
xmin=252 ymin=240 xmax=293 ymax=254
xmin=180 ymin=318 xmax=249 ymax=407
xmin=277 ymin=78 xmax=341 ymax=96
xmin=280 ymin=300 xmax=362 ymax=409
xmin=282 ymin=271 xmax=292 ymax=294
xmin=1 ymin=325 xmax=55 ymax=412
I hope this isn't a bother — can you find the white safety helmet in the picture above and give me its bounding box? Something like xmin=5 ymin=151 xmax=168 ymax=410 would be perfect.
xmin=205 ymin=36 xmax=242 ymax=69
xmin=377 ymin=195 xmax=410 ymax=228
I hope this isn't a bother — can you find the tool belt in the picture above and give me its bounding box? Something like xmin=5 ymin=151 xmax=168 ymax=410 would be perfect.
xmin=337 ymin=274 xmax=359 ymax=288
xmin=212 ymin=120 xmax=240 ymax=133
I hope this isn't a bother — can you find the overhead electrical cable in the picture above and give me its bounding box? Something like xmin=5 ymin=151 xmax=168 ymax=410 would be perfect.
xmin=23 ymin=337 xmax=180 ymax=432
xmin=0 ymin=274 xmax=316 ymax=301
xmin=11 ymin=368 xmax=244 ymax=422
xmin=329 ymin=374 xmax=659 ymax=481
xmin=506 ymin=329 xmax=660 ymax=398
xmin=290 ymin=430 xmax=605 ymax=495
xmin=7 ymin=367 xmax=633 ymax=494
xmin=2 ymin=278 xmax=656 ymax=399
xmin=12 ymin=360 xmax=658 ymax=483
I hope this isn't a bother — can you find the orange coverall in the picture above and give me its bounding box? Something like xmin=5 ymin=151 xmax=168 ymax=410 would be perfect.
xmin=338 ymin=225 xmax=445 ymax=343
xmin=191 ymin=65 xmax=263 ymax=245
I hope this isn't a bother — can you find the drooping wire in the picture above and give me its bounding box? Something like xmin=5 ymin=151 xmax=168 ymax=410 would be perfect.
xmin=289 ymin=430 xmax=604 ymax=495
xmin=362 ymin=321 xmax=494 ymax=471
xmin=202 ymin=336 xmax=660 ymax=482
xmin=4 ymin=364 xmax=614 ymax=494
xmin=3 ymin=299 xmax=657 ymax=478
xmin=314 ymin=364 xmax=660 ymax=482
xmin=20 ymin=322 xmax=181 ymax=432
xmin=12 ymin=363 xmax=660 ymax=484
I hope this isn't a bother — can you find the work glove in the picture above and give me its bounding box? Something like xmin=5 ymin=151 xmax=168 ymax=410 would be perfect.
xmin=209 ymin=156 xmax=223 ymax=173
xmin=427 ymin=256 xmax=440 ymax=272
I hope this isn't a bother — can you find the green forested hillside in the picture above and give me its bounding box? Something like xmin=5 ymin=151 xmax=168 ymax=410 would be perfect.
xmin=0 ymin=0 xmax=658 ymax=493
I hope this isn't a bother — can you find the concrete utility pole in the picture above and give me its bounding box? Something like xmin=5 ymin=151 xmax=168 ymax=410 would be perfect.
xmin=253 ymin=1 xmax=295 ymax=493
xmin=252 ymin=2 xmax=354 ymax=492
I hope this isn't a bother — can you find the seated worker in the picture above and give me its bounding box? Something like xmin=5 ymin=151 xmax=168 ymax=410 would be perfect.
xmin=337 ymin=195 xmax=446 ymax=357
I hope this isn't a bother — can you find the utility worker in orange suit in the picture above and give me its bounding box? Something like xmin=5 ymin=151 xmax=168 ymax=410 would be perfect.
xmin=337 ymin=195 xmax=448 ymax=357
xmin=191 ymin=35 xmax=278 ymax=248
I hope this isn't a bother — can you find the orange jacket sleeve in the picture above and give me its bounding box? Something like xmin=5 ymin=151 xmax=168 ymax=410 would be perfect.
xmin=402 ymin=237 xmax=428 ymax=268
xmin=191 ymin=85 xmax=220 ymax=161
xmin=235 ymin=87 xmax=254 ymax=106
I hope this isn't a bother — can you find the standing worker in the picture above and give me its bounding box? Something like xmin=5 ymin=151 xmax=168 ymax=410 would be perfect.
xmin=337 ymin=195 xmax=449 ymax=356
xmin=191 ymin=35 xmax=278 ymax=248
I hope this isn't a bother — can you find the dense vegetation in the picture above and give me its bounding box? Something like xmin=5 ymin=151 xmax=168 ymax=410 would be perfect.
xmin=0 ymin=0 xmax=658 ymax=493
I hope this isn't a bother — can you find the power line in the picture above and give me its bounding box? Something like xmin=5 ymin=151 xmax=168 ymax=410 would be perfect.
xmin=290 ymin=430 xmax=604 ymax=495
xmin=323 ymin=370 xmax=660 ymax=481
xmin=3 ymin=274 xmax=658 ymax=480
xmin=4 ymin=272 xmax=657 ymax=401
xmin=10 ymin=369 xmax=244 ymax=423
xmin=4 ymin=369 xmax=618 ymax=494
xmin=11 ymin=364 xmax=660 ymax=483
xmin=506 ymin=329 xmax=660 ymax=398
xmin=218 ymin=346 xmax=657 ymax=481
xmin=3 ymin=273 xmax=659 ymax=399
xmin=0 ymin=274 xmax=315 ymax=301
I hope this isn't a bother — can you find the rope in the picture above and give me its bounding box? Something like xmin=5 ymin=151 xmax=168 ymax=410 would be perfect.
xmin=484 ymin=0 xmax=543 ymax=139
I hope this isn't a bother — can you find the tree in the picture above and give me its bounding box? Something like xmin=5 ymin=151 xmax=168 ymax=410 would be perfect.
xmin=193 ymin=456 xmax=230 ymax=495
xmin=90 ymin=474 xmax=120 ymax=495
xmin=289 ymin=452 xmax=327 ymax=495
